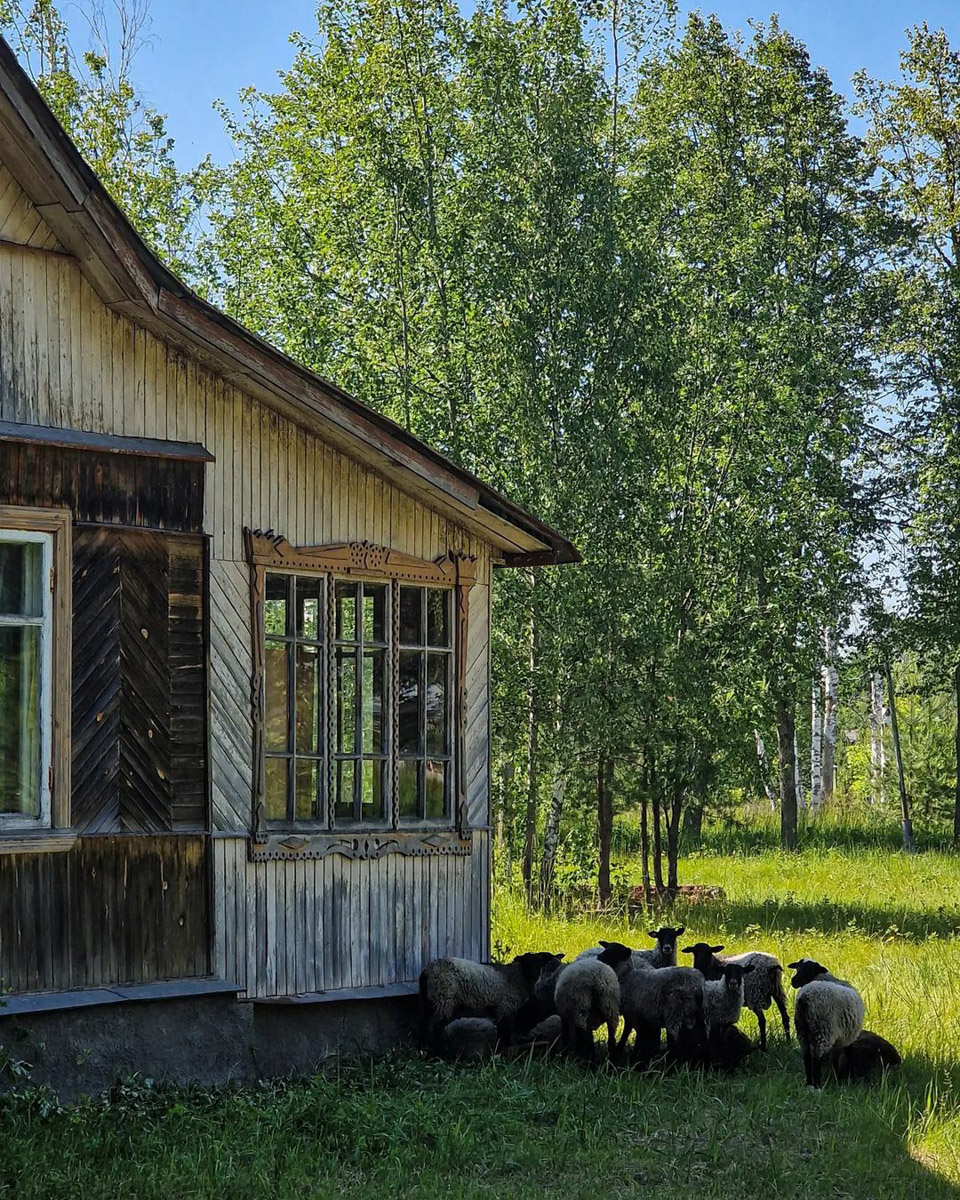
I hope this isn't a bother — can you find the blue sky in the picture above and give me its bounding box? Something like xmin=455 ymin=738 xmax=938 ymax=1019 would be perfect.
xmin=122 ymin=2 xmax=960 ymax=168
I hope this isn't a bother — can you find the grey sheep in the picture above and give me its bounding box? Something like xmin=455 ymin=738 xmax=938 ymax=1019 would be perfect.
xmin=682 ymin=942 xmax=790 ymax=1049
xmin=578 ymin=927 xmax=685 ymax=971
xmin=418 ymin=951 xmax=563 ymax=1046
xmin=554 ymin=943 xmax=631 ymax=1061
xmin=833 ymin=1029 xmax=901 ymax=1081
xmin=598 ymin=942 xmax=705 ymax=1061
xmin=440 ymin=1017 xmax=500 ymax=1061
xmin=703 ymin=960 xmax=755 ymax=1036
xmin=788 ymin=958 xmax=866 ymax=1089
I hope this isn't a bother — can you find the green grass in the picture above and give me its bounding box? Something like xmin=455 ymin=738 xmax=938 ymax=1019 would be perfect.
xmin=2 ymin=834 xmax=959 ymax=1199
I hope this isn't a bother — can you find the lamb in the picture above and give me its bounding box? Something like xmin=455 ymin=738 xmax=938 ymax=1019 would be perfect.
xmin=418 ymin=951 xmax=563 ymax=1046
xmin=682 ymin=942 xmax=790 ymax=1049
xmin=440 ymin=1017 xmax=500 ymax=1062
xmin=702 ymin=961 xmax=754 ymax=1037
xmin=787 ymin=958 xmax=866 ymax=1089
xmin=833 ymin=1029 xmax=901 ymax=1081
xmin=554 ymin=942 xmax=631 ymax=1061
xmin=598 ymin=942 xmax=705 ymax=1062
xmin=578 ymin=927 xmax=685 ymax=971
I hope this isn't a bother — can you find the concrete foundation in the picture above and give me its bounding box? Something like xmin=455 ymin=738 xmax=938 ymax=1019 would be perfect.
xmin=0 ymin=990 xmax=419 ymax=1100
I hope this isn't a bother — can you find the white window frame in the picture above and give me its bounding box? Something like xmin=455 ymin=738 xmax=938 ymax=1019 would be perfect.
xmin=0 ymin=527 xmax=54 ymax=829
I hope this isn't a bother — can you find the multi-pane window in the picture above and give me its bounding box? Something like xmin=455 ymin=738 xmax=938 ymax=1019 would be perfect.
xmin=0 ymin=530 xmax=52 ymax=827
xmin=261 ymin=571 xmax=454 ymax=828
xmin=398 ymin=587 xmax=452 ymax=821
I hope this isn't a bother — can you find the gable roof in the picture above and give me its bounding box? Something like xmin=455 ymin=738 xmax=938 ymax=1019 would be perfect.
xmin=0 ymin=37 xmax=579 ymax=567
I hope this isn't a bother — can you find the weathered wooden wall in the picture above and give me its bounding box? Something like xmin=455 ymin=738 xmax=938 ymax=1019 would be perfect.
xmin=0 ymin=836 xmax=209 ymax=992
xmin=0 ymin=156 xmax=492 ymax=996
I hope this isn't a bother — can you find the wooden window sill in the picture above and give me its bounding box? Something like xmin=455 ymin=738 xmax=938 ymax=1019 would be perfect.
xmin=250 ymin=982 xmax=419 ymax=1005
xmin=0 ymin=833 xmax=78 ymax=855
xmin=248 ymin=828 xmax=472 ymax=861
xmin=0 ymin=978 xmax=242 ymax=1018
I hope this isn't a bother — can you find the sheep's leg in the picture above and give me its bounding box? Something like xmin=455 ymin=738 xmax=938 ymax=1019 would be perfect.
xmin=803 ymin=1043 xmax=824 ymax=1089
xmin=755 ymin=1007 xmax=767 ymax=1051
xmin=618 ymin=1023 xmax=634 ymax=1055
xmin=606 ymin=1020 xmax=623 ymax=1066
xmin=561 ymin=1017 xmax=576 ymax=1058
xmin=774 ymin=992 xmax=791 ymax=1041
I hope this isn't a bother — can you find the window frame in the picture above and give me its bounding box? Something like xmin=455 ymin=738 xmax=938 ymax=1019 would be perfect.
xmin=0 ymin=505 xmax=71 ymax=835
xmin=246 ymin=531 xmax=475 ymax=848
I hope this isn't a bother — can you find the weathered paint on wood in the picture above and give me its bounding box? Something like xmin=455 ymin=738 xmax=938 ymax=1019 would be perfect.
xmin=0 ymin=835 xmax=209 ymax=992
xmin=212 ymin=829 xmax=489 ymax=997
xmin=0 ymin=159 xmax=492 ymax=999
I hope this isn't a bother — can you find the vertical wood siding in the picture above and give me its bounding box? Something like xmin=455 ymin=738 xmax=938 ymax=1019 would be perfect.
xmin=0 ymin=185 xmax=492 ymax=997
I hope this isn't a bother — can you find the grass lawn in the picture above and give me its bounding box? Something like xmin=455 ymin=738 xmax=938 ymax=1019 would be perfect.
xmin=2 ymin=831 xmax=959 ymax=1200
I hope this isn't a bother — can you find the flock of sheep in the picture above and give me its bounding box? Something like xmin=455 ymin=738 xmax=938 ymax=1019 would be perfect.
xmin=418 ymin=926 xmax=901 ymax=1088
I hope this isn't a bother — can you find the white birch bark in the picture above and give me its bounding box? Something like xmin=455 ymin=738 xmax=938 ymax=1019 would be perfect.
xmin=538 ymin=764 xmax=566 ymax=905
xmin=754 ymin=729 xmax=777 ymax=810
xmin=869 ymin=671 xmax=885 ymax=805
xmin=794 ymin=726 xmax=806 ymax=812
xmin=821 ymin=628 xmax=838 ymax=806
xmin=810 ymin=675 xmax=823 ymax=814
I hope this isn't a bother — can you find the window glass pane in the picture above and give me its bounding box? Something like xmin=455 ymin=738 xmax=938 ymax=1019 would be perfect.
xmin=336 ymin=582 xmax=357 ymax=641
xmin=399 ymin=586 xmax=422 ymax=645
xmin=362 ymin=651 xmax=385 ymax=753
xmin=0 ymin=541 xmax=43 ymax=618
xmin=0 ymin=625 xmax=40 ymax=815
xmin=398 ymin=650 xmax=421 ymax=754
xmin=425 ymin=761 xmax=446 ymax=819
xmin=427 ymin=589 xmax=449 ymax=647
xmin=264 ymin=644 xmax=290 ymax=751
xmin=296 ymin=644 xmax=321 ymax=753
xmin=335 ymin=759 xmax=355 ymax=819
xmin=337 ymin=650 xmax=357 ymax=752
xmin=295 ymin=759 xmax=319 ymax=820
xmin=265 ymin=758 xmax=289 ymax=820
xmin=264 ymin=574 xmax=288 ymax=637
xmin=426 ymin=653 xmax=448 ymax=756
xmin=361 ymin=759 xmax=384 ymax=820
xmin=296 ymin=576 xmax=322 ymax=641
xmin=362 ymin=584 xmax=386 ymax=643
xmin=398 ymin=759 xmax=419 ymax=819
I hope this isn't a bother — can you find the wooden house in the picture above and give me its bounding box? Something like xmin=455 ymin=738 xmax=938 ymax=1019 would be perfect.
xmin=0 ymin=38 xmax=577 ymax=1091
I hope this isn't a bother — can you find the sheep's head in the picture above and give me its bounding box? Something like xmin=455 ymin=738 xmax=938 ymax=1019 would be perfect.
xmin=597 ymin=940 xmax=634 ymax=970
xmin=532 ymin=955 xmax=567 ymax=1004
xmin=787 ymin=958 xmax=828 ymax=989
xmin=681 ymin=942 xmax=724 ymax=975
xmin=515 ymin=951 xmax=565 ymax=989
xmin=648 ymin=926 xmax=685 ymax=962
xmin=721 ymin=961 xmax=754 ymax=993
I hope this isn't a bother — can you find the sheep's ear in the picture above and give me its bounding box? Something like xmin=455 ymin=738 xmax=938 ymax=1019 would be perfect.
xmin=676 ymin=926 xmax=686 ymax=937
xmin=786 ymin=961 xmax=801 ymax=970
xmin=711 ymin=945 xmax=724 ymax=953
xmin=681 ymin=946 xmax=694 ymax=954
xmin=742 ymin=964 xmax=756 ymax=974
xmin=599 ymin=940 xmax=611 ymax=948
xmin=648 ymin=930 xmax=658 ymax=939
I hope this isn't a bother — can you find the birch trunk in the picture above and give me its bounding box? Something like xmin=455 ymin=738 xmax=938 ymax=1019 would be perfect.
xmin=754 ymin=729 xmax=778 ymax=811
xmin=869 ymin=671 xmax=885 ymax=806
xmin=538 ymin=762 xmax=565 ymax=909
xmin=597 ymin=756 xmax=614 ymax=907
xmin=821 ymin=628 xmax=838 ymax=805
xmin=884 ymin=661 xmax=914 ymax=852
xmin=521 ymin=579 xmax=539 ymax=905
xmin=777 ymin=701 xmax=799 ymax=850
xmin=810 ymin=675 xmax=823 ymax=815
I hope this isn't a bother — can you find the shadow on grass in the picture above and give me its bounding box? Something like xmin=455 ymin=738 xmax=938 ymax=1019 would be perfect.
xmin=652 ymin=894 xmax=960 ymax=941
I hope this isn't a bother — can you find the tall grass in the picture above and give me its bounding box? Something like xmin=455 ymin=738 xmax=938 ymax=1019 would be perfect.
xmin=1 ymin=826 xmax=958 ymax=1199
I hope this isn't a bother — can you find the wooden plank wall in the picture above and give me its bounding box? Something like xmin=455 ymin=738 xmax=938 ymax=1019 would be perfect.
xmin=0 ymin=836 xmax=209 ymax=992
xmin=0 ymin=164 xmax=493 ymax=997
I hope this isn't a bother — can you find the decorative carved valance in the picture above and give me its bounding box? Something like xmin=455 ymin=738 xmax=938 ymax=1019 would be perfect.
xmin=248 ymin=829 xmax=473 ymax=862
xmin=244 ymin=530 xmax=477 ymax=588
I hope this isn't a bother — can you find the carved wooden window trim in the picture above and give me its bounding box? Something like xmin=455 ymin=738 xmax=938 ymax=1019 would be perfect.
xmin=245 ymin=530 xmax=475 ymax=861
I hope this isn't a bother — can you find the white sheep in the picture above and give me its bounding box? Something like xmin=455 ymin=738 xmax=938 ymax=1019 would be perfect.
xmin=787 ymin=958 xmax=866 ymax=1089
xmin=418 ymin=951 xmax=563 ymax=1046
xmin=554 ymin=944 xmax=631 ymax=1061
xmin=598 ymin=942 xmax=705 ymax=1061
xmin=682 ymin=942 xmax=790 ymax=1049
